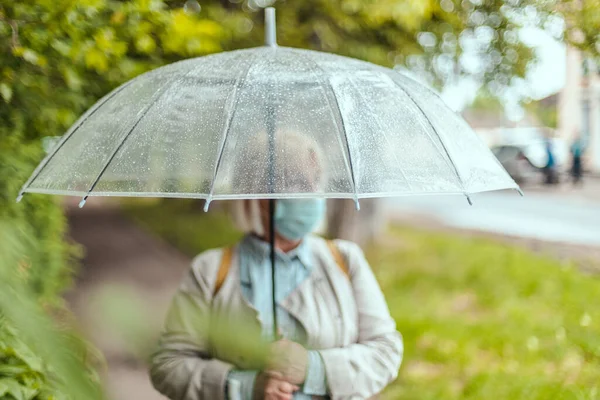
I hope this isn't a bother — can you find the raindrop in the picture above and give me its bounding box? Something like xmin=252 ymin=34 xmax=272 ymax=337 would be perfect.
xmin=183 ymin=0 xmax=201 ymax=14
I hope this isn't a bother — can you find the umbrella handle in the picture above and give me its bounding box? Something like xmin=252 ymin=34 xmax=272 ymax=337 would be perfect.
xmin=269 ymin=198 xmax=279 ymax=340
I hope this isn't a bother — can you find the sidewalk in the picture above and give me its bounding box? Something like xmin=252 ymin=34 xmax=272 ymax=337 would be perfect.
xmin=65 ymin=200 xmax=191 ymax=400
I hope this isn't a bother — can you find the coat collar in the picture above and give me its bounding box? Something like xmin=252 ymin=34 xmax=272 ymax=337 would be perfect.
xmin=238 ymin=234 xmax=314 ymax=284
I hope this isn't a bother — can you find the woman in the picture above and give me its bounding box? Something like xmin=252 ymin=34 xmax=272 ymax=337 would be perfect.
xmin=150 ymin=131 xmax=403 ymax=400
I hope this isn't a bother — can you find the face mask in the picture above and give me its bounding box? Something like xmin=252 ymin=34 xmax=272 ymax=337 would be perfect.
xmin=274 ymin=199 xmax=326 ymax=241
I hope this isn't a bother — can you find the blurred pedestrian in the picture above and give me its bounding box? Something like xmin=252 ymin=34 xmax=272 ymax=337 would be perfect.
xmin=570 ymin=134 xmax=585 ymax=185
xmin=544 ymin=138 xmax=558 ymax=185
xmin=150 ymin=131 xmax=403 ymax=400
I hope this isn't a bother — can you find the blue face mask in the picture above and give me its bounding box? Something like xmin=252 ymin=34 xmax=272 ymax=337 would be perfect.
xmin=274 ymin=199 xmax=326 ymax=241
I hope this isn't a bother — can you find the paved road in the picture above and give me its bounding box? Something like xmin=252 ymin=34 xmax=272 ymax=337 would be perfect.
xmin=388 ymin=189 xmax=600 ymax=246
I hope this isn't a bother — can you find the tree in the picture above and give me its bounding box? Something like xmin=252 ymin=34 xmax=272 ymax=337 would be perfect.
xmin=524 ymin=98 xmax=558 ymax=128
xmin=561 ymin=0 xmax=600 ymax=56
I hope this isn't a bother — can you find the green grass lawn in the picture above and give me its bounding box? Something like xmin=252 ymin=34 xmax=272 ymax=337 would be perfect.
xmin=124 ymin=200 xmax=600 ymax=400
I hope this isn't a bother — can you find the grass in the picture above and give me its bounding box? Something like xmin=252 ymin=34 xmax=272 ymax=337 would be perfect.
xmin=375 ymin=227 xmax=600 ymax=400
xmin=123 ymin=200 xmax=600 ymax=400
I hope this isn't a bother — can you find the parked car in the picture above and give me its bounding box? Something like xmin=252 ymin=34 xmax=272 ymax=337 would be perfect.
xmin=492 ymin=145 xmax=542 ymax=184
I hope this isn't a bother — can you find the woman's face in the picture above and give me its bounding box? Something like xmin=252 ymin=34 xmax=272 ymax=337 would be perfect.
xmin=255 ymin=199 xmax=326 ymax=242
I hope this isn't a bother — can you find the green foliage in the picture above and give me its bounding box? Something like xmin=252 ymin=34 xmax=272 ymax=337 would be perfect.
xmin=561 ymin=0 xmax=600 ymax=57
xmin=124 ymin=203 xmax=600 ymax=399
xmin=525 ymin=99 xmax=558 ymax=128
xmin=0 ymin=220 xmax=102 ymax=400
xmin=200 ymin=0 xmax=548 ymax=91
xmin=376 ymin=227 xmax=600 ymax=400
xmin=469 ymin=89 xmax=505 ymax=113
xmin=0 ymin=1 xmax=226 ymax=399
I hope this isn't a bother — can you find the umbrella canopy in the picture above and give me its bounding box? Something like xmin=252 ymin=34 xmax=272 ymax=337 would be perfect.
xmin=17 ymin=16 xmax=518 ymax=210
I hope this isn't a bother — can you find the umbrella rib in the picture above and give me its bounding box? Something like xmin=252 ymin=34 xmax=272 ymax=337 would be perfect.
xmin=204 ymin=54 xmax=258 ymax=211
xmin=293 ymin=51 xmax=360 ymax=209
xmin=78 ymin=67 xmax=200 ymax=207
xmin=388 ymin=76 xmax=469 ymax=198
xmin=16 ymin=79 xmax=135 ymax=201
xmin=345 ymin=74 xmax=414 ymax=193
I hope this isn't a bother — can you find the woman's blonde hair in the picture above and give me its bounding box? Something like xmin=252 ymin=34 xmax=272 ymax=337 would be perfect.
xmin=228 ymin=129 xmax=326 ymax=234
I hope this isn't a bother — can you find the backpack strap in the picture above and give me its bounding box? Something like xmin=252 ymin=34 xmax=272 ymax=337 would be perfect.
xmin=326 ymin=240 xmax=350 ymax=278
xmin=214 ymin=247 xmax=233 ymax=296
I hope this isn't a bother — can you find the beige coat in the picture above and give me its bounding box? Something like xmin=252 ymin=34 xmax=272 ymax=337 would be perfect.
xmin=150 ymin=236 xmax=403 ymax=400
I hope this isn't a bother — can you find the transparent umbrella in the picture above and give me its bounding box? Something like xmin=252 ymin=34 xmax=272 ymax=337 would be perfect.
xmin=17 ymin=10 xmax=519 ymax=208
xmin=18 ymin=8 xmax=520 ymax=336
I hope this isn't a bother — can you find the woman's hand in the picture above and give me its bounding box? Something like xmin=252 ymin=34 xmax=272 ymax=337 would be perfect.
xmin=253 ymin=371 xmax=299 ymax=400
xmin=267 ymin=339 xmax=308 ymax=385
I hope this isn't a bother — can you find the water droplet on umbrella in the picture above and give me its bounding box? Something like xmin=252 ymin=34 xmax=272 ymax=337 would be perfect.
xmin=184 ymin=0 xmax=201 ymax=14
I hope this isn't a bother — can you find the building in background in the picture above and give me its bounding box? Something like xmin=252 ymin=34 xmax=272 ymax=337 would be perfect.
xmin=558 ymin=47 xmax=600 ymax=172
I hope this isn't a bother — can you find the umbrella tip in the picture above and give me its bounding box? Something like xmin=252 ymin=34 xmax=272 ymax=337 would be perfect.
xmin=16 ymin=193 xmax=23 ymax=203
xmin=465 ymin=194 xmax=473 ymax=206
xmin=517 ymin=188 xmax=524 ymax=197
xmin=203 ymin=199 xmax=211 ymax=212
xmin=78 ymin=197 xmax=87 ymax=208
xmin=354 ymin=198 xmax=360 ymax=211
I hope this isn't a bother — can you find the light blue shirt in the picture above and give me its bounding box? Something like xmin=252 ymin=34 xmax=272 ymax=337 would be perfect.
xmin=227 ymin=235 xmax=328 ymax=400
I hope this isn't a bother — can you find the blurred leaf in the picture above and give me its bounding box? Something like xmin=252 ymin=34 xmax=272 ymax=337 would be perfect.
xmin=135 ymin=34 xmax=156 ymax=54
xmin=0 ymin=83 xmax=12 ymax=103
xmin=84 ymin=48 xmax=109 ymax=72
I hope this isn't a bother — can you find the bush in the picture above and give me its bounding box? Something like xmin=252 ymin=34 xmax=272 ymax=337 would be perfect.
xmin=0 ymin=136 xmax=102 ymax=399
